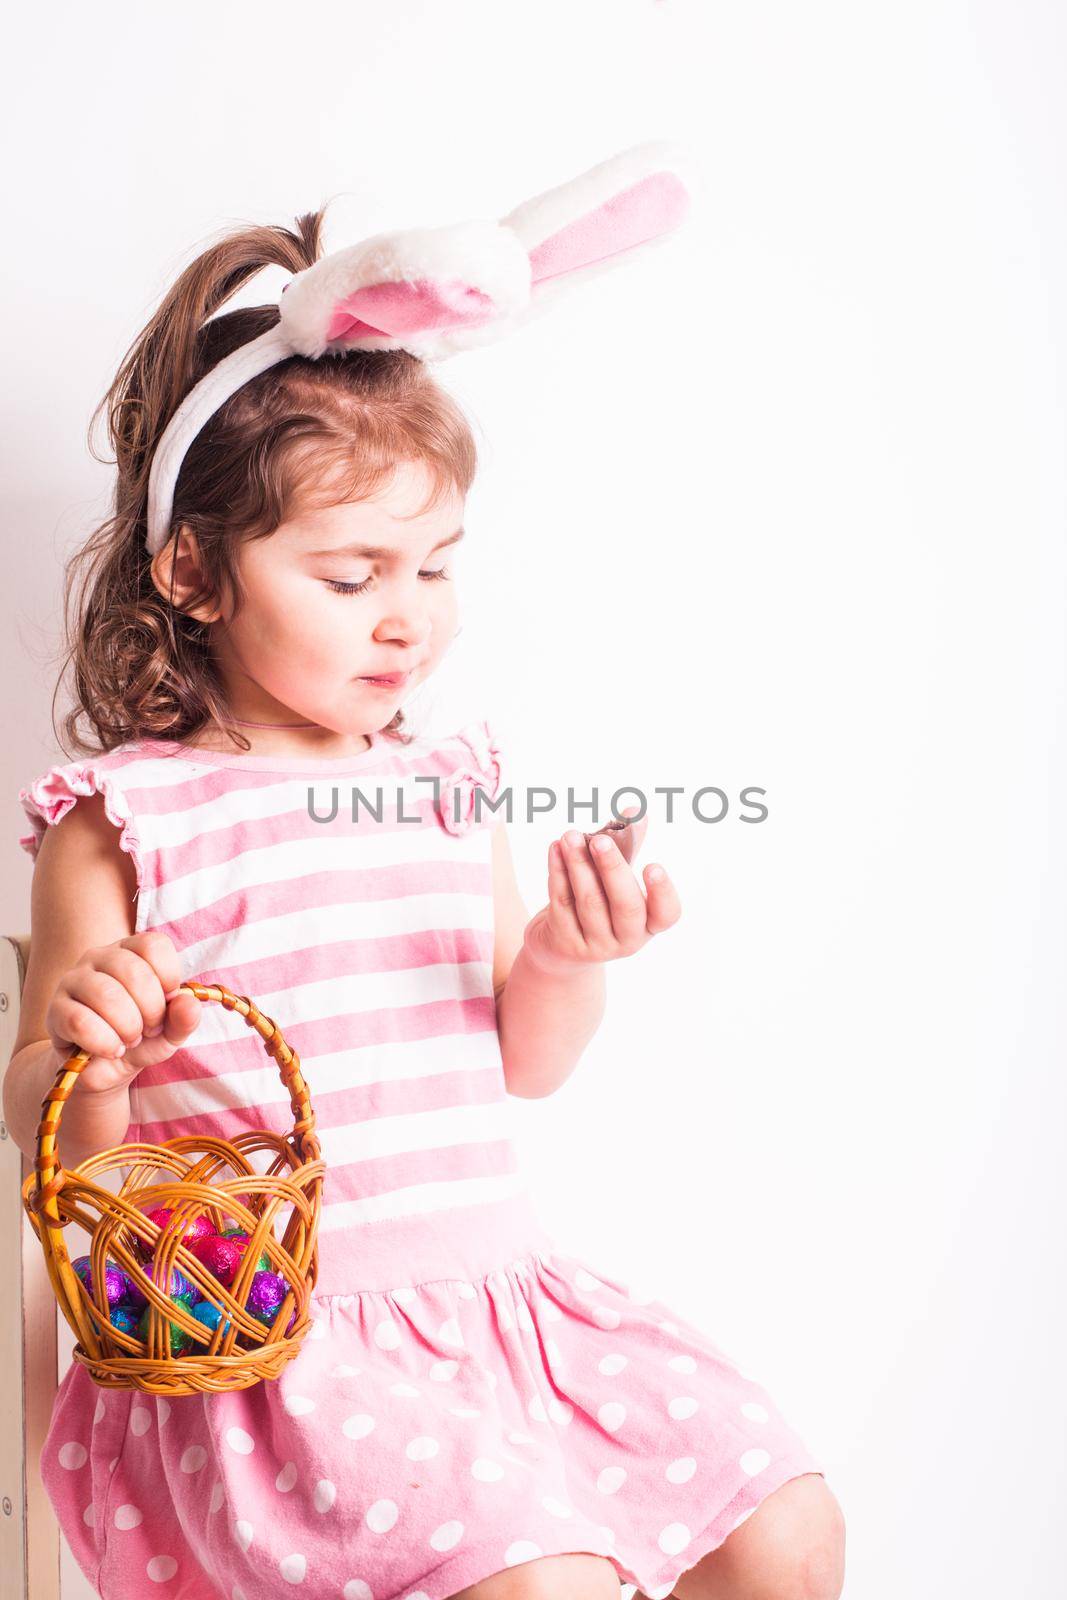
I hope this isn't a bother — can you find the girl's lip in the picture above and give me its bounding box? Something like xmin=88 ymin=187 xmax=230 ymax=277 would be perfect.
xmin=359 ymin=672 xmax=410 ymax=686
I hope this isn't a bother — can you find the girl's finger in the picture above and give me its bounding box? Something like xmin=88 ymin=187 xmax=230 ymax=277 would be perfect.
xmin=643 ymin=865 xmax=682 ymax=935
xmin=560 ymin=829 xmax=612 ymax=943
xmin=546 ymin=839 xmax=584 ymax=945
xmin=586 ymin=831 xmax=649 ymax=944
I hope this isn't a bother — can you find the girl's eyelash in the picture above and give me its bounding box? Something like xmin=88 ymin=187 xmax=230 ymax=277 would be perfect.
xmin=326 ymin=568 xmax=451 ymax=596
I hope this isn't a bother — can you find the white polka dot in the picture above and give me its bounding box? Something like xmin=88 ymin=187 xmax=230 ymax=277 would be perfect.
xmin=342 ymin=1582 xmax=373 ymax=1599
xmin=392 ymin=1287 xmax=417 ymax=1306
xmin=389 ymin=1382 xmax=421 ymax=1399
xmin=365 ymin=1499 xmax=398 ymax=1534
xmin=592 ymin=1305 xmax=621 ymax=1330
xmin=429 ymin=1359 xmax=459 ymax=1382
xmin=373 ymin=1319 xmax=401 ymax=1351
xmin=471 ymin=1458 xmax=504 ymax=1482
xmin=279 ymin=1552 xmax=307 ymax=1583
xmin=547 ymin=1398 xmax=573 ymax=1426
xmin=308 ymin=1318 xmax=327 ymax=1341
xmin=544 ymin=1338 xmax=563 ymax=1367
xmin=457 ymin=1282 xmax=477 ymax=1300
xmin=598 ymin=1353 xmax=628 ymax=1376
xmin=740 ymin=1447 xmax=771 ymax=1476
xmin=226 ymin=1426 xmax=256 ymax=1455
xmin=429 ymin=1520 xmax=464 ymax=1552
xmin=658 ymin=1522 xmax=692 ymax=1556
xmin=209 ymin=1481 xmax=225 ymax=1514
xmin=541 ymin=1301 xmax=562 ymax=1322
xmin=284 ymin=1395 xmax=316 ymax=1417
xmin=597 ymin=1467 xmax=627 ymax=1495
xmin=438 ymin=1317 xmax=464 ymax=1346
xmin=527 ymin=1395 xmax=549 ymax=1423
xmin=741 ymin=1401 xmax=769 ymax=1423
xmin=343 ymin=1413 xmax=377 ymax=1440
xmin=597 ymin=1401 xmax=627 ymax=1432
xmin=597 ymin=1524 xmax=616 ymax=1546
xmin=497 ymin=1305 xmax=514 ymax=1332
xmin=58 ymin=1442 xmax=88 ymax=1470
xmin=234 ymin=1520 xmax=254 ymax=1552
xmin=658 ymin=1319 xmax=679 ymax=1334
xmin=541 ymin=1496 xmax=573 ymax=1518
xmin=668 ymin=1354 xmax=696 ymax=1374
xmin=505 ymin=1540 xmax=542 ymax=1565
xmin=156 ymin=1398 xmax=171 ymax=1427
xmin=180 ymin=1446 xmax=207 ymax=1473
xmin=447 ymin=1406 xmax=481 ymax=1418
xmin=109 ymin=1458 xmax=119 ymax=1472
xmin=313 ymin=1480 xmax=336 ymax=1513
xmin=666 ymin=1456 xmax=697 ymax=1483
xmin=506 ymin=1430 xmax=535 ymax=1445
xmin=668 ymin=1396 xmax=699 ymax=1421
xmin=93 ymin=1399 xmax=106 ymax=1426
xmin=574 ymin=1268 xmax=605 ymax=1291
xmin=147 ymin=1554 xmax=178 ymax=1582
xmin=647 ymin=1583 xmax=677 ymax=1599
xmin=83 ymin=1503 xmax=96 ymax=1527
xmin=516 ymin=1301 xmax=535 ymax=1333
xmin=276 ymin=1462 xmax=298 ymax=1493
xmin=233 ymin=1586 xmax=248 ymax=1600
xmin=486 ymin=1369 xmax=499 ymax=1389
xmin=130 ymin=1406 xmax=153 ymax=1437
xmin=331 ymin=1364 xmax=361 ymax=1378
xmin=406 ymin=1437 xmax=439 ymax=1461
xmin=114 ymin=1505 xmax=143 ymax=1530
xmin=627 ymin=1285 xmax=657 ymax=1306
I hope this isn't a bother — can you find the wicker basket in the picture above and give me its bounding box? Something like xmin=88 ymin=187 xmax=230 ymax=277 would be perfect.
xmin=20 ymin=980 xmax=325 ymax=1395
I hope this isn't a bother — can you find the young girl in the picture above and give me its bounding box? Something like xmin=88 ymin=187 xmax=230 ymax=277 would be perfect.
xmin=8 ymin=147 xmax=844 ymax=1600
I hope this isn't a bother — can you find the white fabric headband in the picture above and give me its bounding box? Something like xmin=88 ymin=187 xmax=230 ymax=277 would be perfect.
xmin=145 ymin=139 xmax=696 ymax=556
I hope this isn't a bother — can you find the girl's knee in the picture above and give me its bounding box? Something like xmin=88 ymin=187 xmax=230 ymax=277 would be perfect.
xmin=698 ymin=1473 xmax=845 ymax=1600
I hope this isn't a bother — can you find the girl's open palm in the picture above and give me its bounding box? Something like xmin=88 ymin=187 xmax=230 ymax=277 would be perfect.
xmin=523 ymin=809 xmax=681 ymax=977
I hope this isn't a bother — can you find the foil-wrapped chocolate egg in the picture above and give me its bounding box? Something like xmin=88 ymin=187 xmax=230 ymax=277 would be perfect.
xmin=193 ymin=1300 xmax=236 ymax=1342
xmin=221 ymin=1229 xmax=271 ymax=1274
xmin=189 ymin=1234 xmax=244 ymax=1287
xmin=72 ymin=1255 xmax=128 ymax=1308
xmin=143 ymin=1259 xmax=201 ymax=1306
xmin=246 ymin=1270 xmax=286 ymax=1320
xmin=138 ymin=1293 xmax=197 ymax=1358
xmin=108 ymin=1304 xmax=142 ymax=1336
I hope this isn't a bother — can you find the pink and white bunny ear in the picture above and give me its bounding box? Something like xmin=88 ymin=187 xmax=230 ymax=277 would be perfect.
xmin=146 ymin=140 xmax=696 ymax=554
xmin=278 ymin=140 xmax=695 ymax=363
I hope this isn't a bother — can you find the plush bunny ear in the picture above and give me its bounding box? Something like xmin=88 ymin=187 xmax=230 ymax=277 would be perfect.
xmin=279 ymin=218 xmax=532 ymax=360
xmin=278 ymin=140 xmax=694 ymax=363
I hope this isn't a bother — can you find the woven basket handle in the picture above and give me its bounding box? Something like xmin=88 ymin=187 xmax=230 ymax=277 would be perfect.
xmin=30 ymin=980 xmax=317 ymax=1226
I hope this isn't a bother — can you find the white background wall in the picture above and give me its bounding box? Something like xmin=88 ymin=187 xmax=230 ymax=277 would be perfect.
xmin=4 ymin=3 xmax=1065 ymax=1596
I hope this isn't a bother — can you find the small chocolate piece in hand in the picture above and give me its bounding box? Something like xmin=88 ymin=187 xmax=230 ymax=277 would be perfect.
xmin=583 ymin=817 xmax=637 ymax=864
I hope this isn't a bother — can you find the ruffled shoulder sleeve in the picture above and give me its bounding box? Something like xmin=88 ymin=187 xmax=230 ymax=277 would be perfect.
xmin=437 ymin=717 xmax=507 ymax=837
xmin=17 ymin=754 xmax=146 ymax=890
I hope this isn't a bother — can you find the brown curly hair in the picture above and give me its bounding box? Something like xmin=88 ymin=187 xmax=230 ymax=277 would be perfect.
xmin=53 ymin=205 xmax=479 ymax=758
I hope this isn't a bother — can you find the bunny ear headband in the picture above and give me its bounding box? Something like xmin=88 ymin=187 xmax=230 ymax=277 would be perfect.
xmin=145 ymin=139 xmax=695 ymax=556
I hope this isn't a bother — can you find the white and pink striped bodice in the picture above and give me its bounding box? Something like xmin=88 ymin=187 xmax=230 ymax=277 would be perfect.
xmin=18 ymin=720 xmax=553 ymax=1295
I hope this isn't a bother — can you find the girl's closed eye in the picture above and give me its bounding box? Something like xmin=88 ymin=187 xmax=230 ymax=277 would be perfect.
xmin=326 ymin=567 xmax=452 ymax=595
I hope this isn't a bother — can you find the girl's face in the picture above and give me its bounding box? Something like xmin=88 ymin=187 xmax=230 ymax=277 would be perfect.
xmin=188 ymin=458 xmax=464 ymax=736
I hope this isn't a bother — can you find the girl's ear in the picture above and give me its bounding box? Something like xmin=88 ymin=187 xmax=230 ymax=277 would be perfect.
xmin=150 ymin=526 xmax=227 ymax=624
xmin=278 ymin=141 xmax=696 ymax=363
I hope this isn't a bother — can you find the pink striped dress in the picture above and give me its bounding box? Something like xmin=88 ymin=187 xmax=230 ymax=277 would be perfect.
xmin=18 ymin=720 xmax=825 ymax=1600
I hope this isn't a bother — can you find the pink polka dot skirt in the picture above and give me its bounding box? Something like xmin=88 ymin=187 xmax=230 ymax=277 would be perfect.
xmin=41 ymin=1225 xmax=825 ymax=1599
